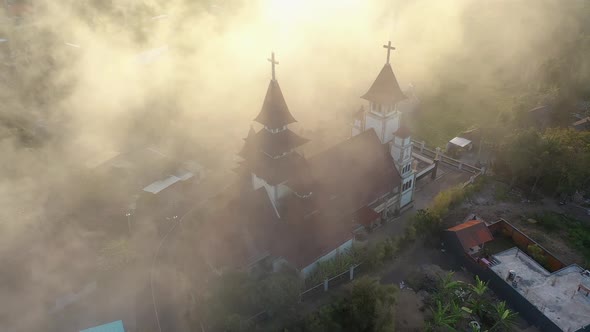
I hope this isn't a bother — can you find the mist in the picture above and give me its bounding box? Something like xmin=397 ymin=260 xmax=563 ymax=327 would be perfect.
xmin=1 ymin=0 xmax=589 ymax=330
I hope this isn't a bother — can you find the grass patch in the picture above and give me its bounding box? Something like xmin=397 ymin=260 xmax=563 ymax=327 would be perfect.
xmin=493 ymin=184 xmax=510 ymax=202
xmin=532 ymin=211 xmax=590 ymax=266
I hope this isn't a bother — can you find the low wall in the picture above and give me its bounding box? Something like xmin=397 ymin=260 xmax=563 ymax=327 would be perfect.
xmin=411 ymin=139 xmax=483 ymax=174
xmin=449 ymin=251 xmax=564 ymax=332
xmin=488 ymin=219 xmax=566 ymax=272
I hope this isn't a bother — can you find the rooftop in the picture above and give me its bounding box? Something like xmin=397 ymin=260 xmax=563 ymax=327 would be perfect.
xmin=449 ymin=136 xmax=472 ymax=148
xmin=490 ymin=248 xmax=590 ymax=332
xmin=447 ymin=219 xmax=493 ymax=252
xmin=80 ymin=320 xmax=125 ymax=332
xmin=361 ymin=63 xmax=407 ymax=105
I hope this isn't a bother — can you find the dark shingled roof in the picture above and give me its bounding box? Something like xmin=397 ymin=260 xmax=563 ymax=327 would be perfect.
xmin=361 ymin=64 xmax=407 ymax=105
xmin=238 ymin=126 xmax=257 ymax=158
xmin=247 ymin=128 xmax=309 ymax=158
xmin=245 ymin=151 xmax=308 ymax=186
xmin=254 ymin=80 xmax=297 ymax=129
xmin=306 ymin=129 xmax=401 ymax=213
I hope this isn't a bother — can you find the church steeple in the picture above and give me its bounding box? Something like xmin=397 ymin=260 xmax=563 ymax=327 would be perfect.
xmin=361 ymin=41 xmax=406 ymax=106
xmin=238 ymin=52 xmax=310 ymax=209
xmin=254 ymin=52 xmax=298 ymax=130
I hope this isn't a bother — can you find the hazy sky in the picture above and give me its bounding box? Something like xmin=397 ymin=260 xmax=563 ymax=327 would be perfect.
xmin=1 ymin=0 xmax=588 ymax=330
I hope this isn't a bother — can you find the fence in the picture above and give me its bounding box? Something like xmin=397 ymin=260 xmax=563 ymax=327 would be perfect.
xmin=412 ymin=139 xmax=484 ymax=174
xmin=300 ymin=263 xmax=362 ymax=302
xmin=487 ymin=219 xmax=566 ymax=272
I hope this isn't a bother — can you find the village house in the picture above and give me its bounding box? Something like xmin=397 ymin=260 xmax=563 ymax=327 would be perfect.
xmin=445 ymin=215 xmax=590 ymax=332
xmin=198 ymin=43 xmax=416 ymax=277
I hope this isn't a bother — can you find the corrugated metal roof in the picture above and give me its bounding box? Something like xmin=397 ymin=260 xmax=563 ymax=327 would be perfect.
xmin=80 ymin=320 xmax=125 ymax=332
xmin=449 ymin=136 xmax=472 ymax=148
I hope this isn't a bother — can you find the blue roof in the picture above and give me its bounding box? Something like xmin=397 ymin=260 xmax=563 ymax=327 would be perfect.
xmin=80 ymin=320 xmax=125 ymax=332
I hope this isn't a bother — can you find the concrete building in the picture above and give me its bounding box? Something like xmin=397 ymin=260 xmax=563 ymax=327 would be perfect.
xmin=491 ymin=248 xmax=590 ymax=332
xmin=445 ymin=216 xmax=590 ymax=332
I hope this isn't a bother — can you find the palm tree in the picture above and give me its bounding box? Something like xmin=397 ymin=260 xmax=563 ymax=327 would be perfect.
xmin=490 ymin=301 xmax=518 ymax=332
xmin=468 ymin=276 xmax=489 ymax=320
xmin=435 ymin=272 xmax=466 ymax=305
xmin=428 ymin=300 xmax=462 ymax=332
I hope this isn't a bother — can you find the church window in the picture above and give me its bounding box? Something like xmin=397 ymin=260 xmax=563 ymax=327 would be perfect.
xmin=402 ymin=164 xmax=411 ymax=174
xmin=402 ymin=179 xmax=413 ymax=191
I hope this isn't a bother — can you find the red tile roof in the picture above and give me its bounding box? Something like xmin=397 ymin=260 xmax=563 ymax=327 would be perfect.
xmin=352 ymin=206 xmax=381 ymax=226
xmin=254 ymin=80 xmax=297 ymax=129
xmin=447 ymin=220 xmax=494 ymax=251
xmin=361 ymin=64 xmax=407 ymax=105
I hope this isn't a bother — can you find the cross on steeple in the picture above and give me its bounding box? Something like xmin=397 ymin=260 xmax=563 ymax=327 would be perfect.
xmin=268 ymin=52 xmax=279 ymax=81
xmin=383 ymin=41 xmax=396 ymax=64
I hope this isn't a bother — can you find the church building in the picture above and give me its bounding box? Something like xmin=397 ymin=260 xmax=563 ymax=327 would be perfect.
xmin=198 ymin=43 xmax=416 ymax=277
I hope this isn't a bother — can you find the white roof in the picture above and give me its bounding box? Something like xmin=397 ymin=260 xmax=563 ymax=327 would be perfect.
xmin=0 ymin=38 xmax=7 ymax=43
xmin=136 ymin=45 xmax=169 ymax=65
xmin=142 ymin=172 xmax=193 ymax=194
xmin=449 ymin=136 xmax=472 ymax=148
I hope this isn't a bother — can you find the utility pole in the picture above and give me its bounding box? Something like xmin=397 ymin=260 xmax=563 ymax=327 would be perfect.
xmin=125 ymin=212 xmax=132 ymax=235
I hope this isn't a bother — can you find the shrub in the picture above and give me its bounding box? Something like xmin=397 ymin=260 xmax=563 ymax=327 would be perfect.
xmin=305 ymin=246 xmax=365 ymax=286
xmin=382 ymin=237 xmax=399 ymax=260
xmin=527 ymin=244 xmax=548 ymax=268
xmin=413 ymin=209 xmax=442 ymax=235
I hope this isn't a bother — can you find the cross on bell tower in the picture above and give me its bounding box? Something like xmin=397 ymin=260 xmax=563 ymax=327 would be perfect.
xmin=383 ymin=41 xmax=395 ymax=64
xmin=268 ymin=52 xmax=279 ymax=81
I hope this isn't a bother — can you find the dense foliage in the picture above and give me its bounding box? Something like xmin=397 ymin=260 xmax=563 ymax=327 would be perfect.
xmin=305 ymin=245 xmax=365 ymax=287
xmin=495 ymin=129 xmax=590 ymax=195
xmin=410 ymin=178 xmax=486 ymax=239
xmin=422 ymin=273 xmax=518 ymax=332
xmin=202 ymin=270 xmax=302 ymax=331
xmin=413 ymin=1 xmax=590 ymax=147
xmin=301 ymin=277 xmax=397 ymax=332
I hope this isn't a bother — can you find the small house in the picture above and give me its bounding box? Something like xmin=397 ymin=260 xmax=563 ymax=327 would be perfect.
xmin=446 ymin=137 xmax=473 ymax=157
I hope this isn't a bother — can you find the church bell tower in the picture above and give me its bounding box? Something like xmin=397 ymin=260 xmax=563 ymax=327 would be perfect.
xmin=353 ymin=41 xmax=415 ymax=208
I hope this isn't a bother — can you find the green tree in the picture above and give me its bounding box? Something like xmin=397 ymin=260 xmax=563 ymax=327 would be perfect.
xmin=467 ymin=276 xmax=489 ymax=320
xmin=490 ymin=301 xmax=518 ymax=332
xmin=434 ymin=272 xmax=466 ymax=305
xmin=347 ymin=277 xmax=397 ymax=332
xmin=304 ymin=276 xmax=397 ymax=332
xmin=259 ymin=272 xmax=302 ymax=314
xmin=413 ymin=209 xmax=442 ymax=235
xmin=427 ymin=301 xmax=462 ymax=332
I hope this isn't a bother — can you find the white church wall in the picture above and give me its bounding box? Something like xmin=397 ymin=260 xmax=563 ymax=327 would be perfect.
xmin=252 ymin=173 xmax=266 ymax=190
xmin=384 ymin=114 xmax=400 ymax=143
xmin=277 ymin=183 xmax=291 ymax=200
xmin=365 ymin=113 xmax=384 ymax=142
xmin=400 ymin=188 xmax=413 ymax=207
xmin=300 ymin=238 xmax=354 ymax=277
xmin=352 ymin=126 xmax=361 ymax=137
xmin=400 ymin=175 xmax=415 ymax=207
xmin=391 ymin=142 xmax=402 ymax=161
xmin=251 ymin=173 xmax=281 ymax=217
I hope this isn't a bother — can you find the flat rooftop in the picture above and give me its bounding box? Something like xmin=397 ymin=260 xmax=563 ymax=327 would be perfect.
xmin=490 ymin=248 xmax=590 ymax=332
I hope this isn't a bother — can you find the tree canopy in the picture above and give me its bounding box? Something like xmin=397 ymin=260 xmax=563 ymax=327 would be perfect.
xmin=495 ymin=128 xmax=590 ymax=195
